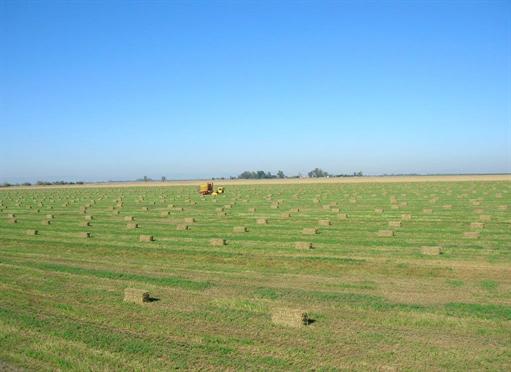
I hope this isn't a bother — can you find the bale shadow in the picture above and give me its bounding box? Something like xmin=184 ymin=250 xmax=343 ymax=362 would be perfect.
xmin=148 ymin=297 xmax=160 ymax=302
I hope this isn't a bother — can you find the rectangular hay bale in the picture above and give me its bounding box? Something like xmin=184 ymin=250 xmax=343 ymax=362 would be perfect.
xmin=209 ymin=238 xmax=226 ymax=246
xmin=295 ymin=242 xmax=313 ymax=249
xmin=421 ymin=246 xmax=443 ymax=256
xmin=271 ymin=308 xmax=309 ymax=327
xmin=464 ymin=231 xmax=480 ymax=239
xmin=233 ymin=226 xmax=248 ymax=233
xmin=139 ymin=235 xmax=154 ymax=242
xmin=302 ymin=228 xmax=318 ymax=235
xmin=123 ymin=288 xmax=150 ymax=304
xmin=377 ymin=230 xmax=394 ymax=237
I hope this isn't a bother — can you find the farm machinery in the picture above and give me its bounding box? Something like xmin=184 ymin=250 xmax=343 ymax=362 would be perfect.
xmin=198 ymin=182 xmax=224 ymax=196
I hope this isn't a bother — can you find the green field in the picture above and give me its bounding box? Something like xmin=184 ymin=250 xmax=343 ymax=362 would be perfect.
xmin=1 ymin=180 xmax=510 ymax=370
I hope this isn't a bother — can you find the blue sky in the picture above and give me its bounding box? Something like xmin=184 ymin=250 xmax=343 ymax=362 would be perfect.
xmin=1 ymin=0 xmax=510 ymax=182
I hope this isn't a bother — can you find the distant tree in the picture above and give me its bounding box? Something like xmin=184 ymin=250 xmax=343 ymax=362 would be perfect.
xmin=256 ymin=170 xmax=266 ymax=179
xmin=161 ymin=176 xmax=166 ymax=182
xmin=308 ymin=168 xmax=329 ymax=178
xmin=143 ymin=176 xmax=148 ymax=182
xmin=277 ymin=170 xmax=285 ymax=179
xmin=238 ymin=170 xmax=279 ymax=179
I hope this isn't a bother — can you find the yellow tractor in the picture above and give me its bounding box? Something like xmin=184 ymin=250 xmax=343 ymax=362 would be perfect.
xmin=198 ymin=182 xmax=224 ymax=196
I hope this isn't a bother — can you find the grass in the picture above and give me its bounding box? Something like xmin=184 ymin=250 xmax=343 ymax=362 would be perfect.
xmin=0 ymin=179 xmax=510 ymax=370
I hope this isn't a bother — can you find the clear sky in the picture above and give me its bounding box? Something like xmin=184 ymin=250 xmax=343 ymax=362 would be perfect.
xmin=1 ymin=0 xmax=510 ymax=183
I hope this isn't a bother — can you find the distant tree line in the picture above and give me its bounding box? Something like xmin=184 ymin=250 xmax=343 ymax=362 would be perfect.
xmin=236 ymin=169 xmax=363 ymax=180
xmin=0 ymin=180 xmax=85 ymax=188
xmin=237 ymin=170 xmax=286 ymax=179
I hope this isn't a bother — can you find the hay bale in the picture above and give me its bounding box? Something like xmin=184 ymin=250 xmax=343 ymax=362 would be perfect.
xmin=80 ymin=221 xmax=91 ymax=227
xmin=464 ymin=231 xmax=480 ymax=239
xmin=123 ymin=288 xmax=150 ymax=304
xmin=112 ymin=210 xmax=120 ymax=215
xmin=6 ymin=213 xmax=15 ymax=218
xmin=295 ymin=242 xmax=313 ymax=249
xmin=338 ymin=213 xmax=348 ymax=219
xmin=442 ymin=204 xmax=452 ymax=209
xmin=318 ymin=219 xmax=331 ymax=226
xmin=290 ymin=208 xmax=300 ymax=213
xmin=256 ymin=218 xmax=268 ymax=225
xmin=172 ymin=207 xmax=184 ymax=212
xmin=160 ymin=211 xmax=170 ymax=217
xmin=401 ymin=213 xmax=412 ymax=220
xmin=302 ymin=228 xmax=318 ymax=235
xmin=470 ymin=222 xmax=485 ymax=229
xmin=46 ymin=214 xmax=54 ymax=219
xmin=139 ymin=235 xmax=154 ymax=242
xmin=216 ymin=207 xmax=224 ymax=212
xmin=479 ymin=215 xmax=491 ymax=222
xmin=331 ymin=207 xmax=340 ymax=213
xmin=377 ymin=230 xmax=394 ymax=237
xmin=141 ymin=207 xmax=148 ymax=211
xmin=79 ymin=232 xmax=90 ymax=238
xmin=184 ymin=217 xmax=195 ymax=223
xmin=421 ymin=246 xmax=443 ymax=256
xmin=26 ymin=229 xmax=38 ymax=236
xmin=248 ymin=207 xmax=256 ymax=212
xmin=271 ymin=308 xmax=309 ymax=327
xmin=423 ymin=208 xmax=433 ymax=214
xmin=124 ymin=216 xmax=135 ymax=221
xmin=374 ymin=208 xmax=384 ymax=214
xmin=281 ymin=213 xmax=291 ymax=218
xmin=388 ymin=221 xmax=401 ymax=228
xmin=127 ymin=223 xmax=139 ymax=229
xmin=209 ymin=238 xmax=226 ymax=246
xmin=233 ymin=226 xmax=248 ymax=233
xmin=84 ymin=215 xmax=93 ymax=221
xmin=217 ymin=212 xmax=227 ymax=217
xmin=8 ymin=218 xmax=17 ymax=224
xmin=41 ymin=220 xmax=51 ymax=225
xmin=176 ymin=224 xmax=189 ymax=230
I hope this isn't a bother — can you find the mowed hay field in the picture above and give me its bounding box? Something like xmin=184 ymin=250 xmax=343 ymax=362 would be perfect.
xmin=0 ymin=179 xmax=510 ymax=370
